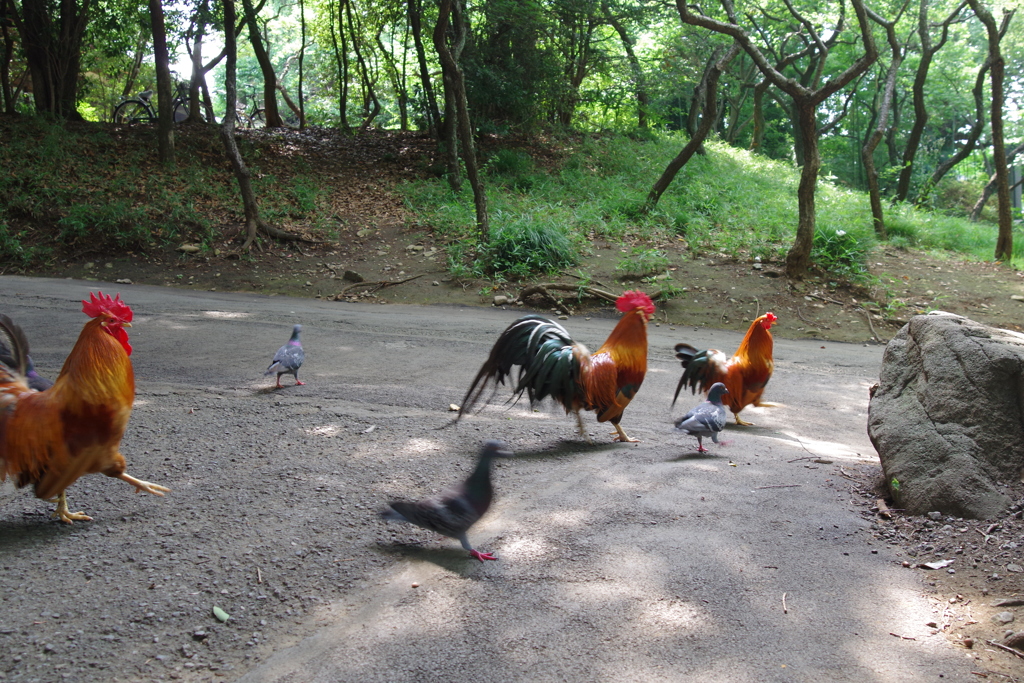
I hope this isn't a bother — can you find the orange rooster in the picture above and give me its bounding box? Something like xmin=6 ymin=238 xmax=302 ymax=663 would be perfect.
xmin=672 ymin=312 xmax=777 ymax=425
xmin=0 ymin=292 xmax=168 ymax=523
xmin=458 ymin=290 xmax=655 ymax=442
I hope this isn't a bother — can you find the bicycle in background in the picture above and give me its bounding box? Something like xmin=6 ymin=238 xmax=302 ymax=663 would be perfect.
xmin=113 ymin=82 xmax=194 ymax=125
xmin=234 ymin=87 xmax=266 ymax=129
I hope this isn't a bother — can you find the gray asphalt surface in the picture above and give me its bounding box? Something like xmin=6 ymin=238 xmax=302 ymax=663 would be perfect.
xmin=0 ymin=276 xmax=978 ymax=682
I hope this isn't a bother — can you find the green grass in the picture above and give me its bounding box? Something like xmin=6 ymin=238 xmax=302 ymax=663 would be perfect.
xmin=0 ymin=117 xmax=335 ymax=266
xmin=401 ymin=132 xmax=1019 ymax=279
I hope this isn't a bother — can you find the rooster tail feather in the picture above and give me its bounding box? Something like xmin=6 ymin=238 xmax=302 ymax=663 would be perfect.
xmin=0 ymin=314 xmax=30 ymax=378
xmin=461 ymin=316 xmax=579 ymax=418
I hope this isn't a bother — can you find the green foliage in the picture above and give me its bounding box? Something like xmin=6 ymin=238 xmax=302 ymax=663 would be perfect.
xmin=812 ymin=226 xmax=873 ymax=279
xmin=0 ymin=223 xmax=47 ymax=267
xmin=487 ymin=215 xmax=578 ymax=277
xmin=616 ymin=247 xmax=669 ymax=277
xmin=485 ymin=149 xmax=539 ymax=191
xmin=57 ymin=201 xmax=151 ymax=247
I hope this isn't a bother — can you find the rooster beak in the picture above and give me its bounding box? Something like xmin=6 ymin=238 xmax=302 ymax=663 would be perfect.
xmin=122 ymin=322 xmax=132 ymax=328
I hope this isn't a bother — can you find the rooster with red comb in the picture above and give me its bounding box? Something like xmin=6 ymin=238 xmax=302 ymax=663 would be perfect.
xmin=0 ymin=291 xmax=168 ymax=523
xmin=673 ymin=312 xmax=778 ymax=425
xmin=458 ymin=290 xmax=655 ymax=442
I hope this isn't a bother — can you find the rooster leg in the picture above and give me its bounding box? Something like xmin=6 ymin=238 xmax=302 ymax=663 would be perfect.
xmin=612 ymin=423 xmax=639 ymax=443
xmin=734 ymin=415 xmax=755 ymax=426
xmin=117 ymin=473 xmax=171 ymax=496
xmin=49 ymin=492 xmax=92 ymax=524
xmin=574 ymin=411 xmax=593 ymax=444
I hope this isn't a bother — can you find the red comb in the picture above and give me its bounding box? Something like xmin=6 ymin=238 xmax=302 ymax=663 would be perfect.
xmin=616 ymin=290 xmax=655 ymax=317
xmin=82 ymin=291 xmax=133 ymax=322
xmin=762 ymin=311 xmax=777 ymax=328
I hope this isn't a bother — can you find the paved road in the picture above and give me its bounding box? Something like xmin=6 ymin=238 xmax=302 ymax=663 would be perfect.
xmin=0 ymin=276 xmax=976 ymax=682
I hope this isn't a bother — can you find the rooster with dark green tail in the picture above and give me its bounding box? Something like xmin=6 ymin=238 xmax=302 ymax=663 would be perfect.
xmin=458 ymin=291 xmax=655 ymax=442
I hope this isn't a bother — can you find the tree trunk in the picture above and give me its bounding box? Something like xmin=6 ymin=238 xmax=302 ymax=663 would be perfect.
xmin=1 ymin=0 xmax=16 ymax=114
xmin=786 ymin=101 xmax=820 ymax=277
xmin=602 ymin=1 xmax=649 ymax=129
xmin=185 ymin=0 xmax=210 ymax=124
xmin=861 ymin=6 xmax=904 ymax=238
xmin=298 ymin=0 xmax=305 ymax=130
xmin=408 ymin=0 xmax=440 ymax=136
xmin=915 ymin=60 xmax=989 ymax=206
xmin=148 ymin=0 xmax=175 ymax=164
xmin=645 ymin=44 xmax=739 ymax=211
xmin=240 ymin=0 xmax=283 ymax=128
xmin=894 ymin=0 xmax=962 ymax=203
xmin=19 ymin=0 xmax=91 ymax=119
xmin=970 ymin=141 xmax=1024 ymax=221
xmin=329 ymin=0 xmax=351 ymax=131
xmin=343 ymin=0 xmax=379 ymax=130
xmin=968 ymin=1 xmax=1014 ymax=261
xmin=434 ymin=0 xmax=488 ymax=242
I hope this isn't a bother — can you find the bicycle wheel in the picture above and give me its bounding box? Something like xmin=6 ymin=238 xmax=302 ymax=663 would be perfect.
xmin=113 ymin=100 xmax=153 ymax=125
xmin=250 ymin=109 xmax=265 ymax=128
xmin=173 ymin=102 xmax=190 ymax=123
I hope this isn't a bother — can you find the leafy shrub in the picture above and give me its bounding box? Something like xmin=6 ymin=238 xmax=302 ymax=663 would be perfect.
xmin=812 ymin=227 xmax=871 ymax=278
xmin=487 ymin=217 xmax=577 ymax=276
xmin=0 ymin=222 xmax=46 ymax=267
xmin=617 ymin=247 xmax=670 ymax=277
xmin=57 ymin=201 xmax=151 ymax=247
xmin=885 ymin=217 xmax=918 ymax=245
xmin=486 ymin=149 xmax=538 ymax=192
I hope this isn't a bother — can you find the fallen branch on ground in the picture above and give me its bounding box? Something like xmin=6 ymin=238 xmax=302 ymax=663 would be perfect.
xmin=336 ymin=273 xmax=425 ymax=296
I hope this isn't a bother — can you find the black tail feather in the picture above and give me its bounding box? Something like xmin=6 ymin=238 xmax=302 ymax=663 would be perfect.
xmin=0 ymin=314 xmax=30 ymax=377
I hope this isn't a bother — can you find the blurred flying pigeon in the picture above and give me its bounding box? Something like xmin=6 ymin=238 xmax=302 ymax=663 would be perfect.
xmin=675 ymin=382 xmax=729 ymax=453
xmin=0 ymin=332 xmax=52 ymax=391
xmin=381 ymin=439 xmax=514 ymax=562
xmin=265 ymin=324 xmax=305 ymax=388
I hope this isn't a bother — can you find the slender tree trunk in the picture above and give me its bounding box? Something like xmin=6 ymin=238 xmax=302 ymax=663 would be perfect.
xmin=408 ymin=0 xmax=440 ymax=136
xmin=861 ymin=6 xmax=904 ymax=238
xmin=970 ymin=141 xmax=1024 ymax=221
xmin=1 ymin=0 xmax=16 ymax=114
xmin=602 ymin=1 xmax=649 ymax=129
xmin=749 ymin=78 xmax=770 ymax=152
xmin=240 ymin=0 xmax=283 ymax=127
xmin=786 ymin=102 xmax=820 ymax=277
xmin=645 ymin=44 xmax=739 ymax=211
xmin=185 ymin=0 xmax=209 ymax=124
xmin=434 ymin=0 xmax=488 ymax=242
xmin=148 ymin=0 xmax=175 ymax=164
xmin=895 ymin=0 xmax=963 ymax=203
xmin=915 ymin=61 xmax=989 ymax=206
xmin=343 ymin=0 xmax=379 ymax=130
xmin=968 ymin=1 xmax=1014 ymax=261
xmin=298 ymin=0 xmax=305 ymax=130
xmin=329 ymin=0 xmax=351 ymax=131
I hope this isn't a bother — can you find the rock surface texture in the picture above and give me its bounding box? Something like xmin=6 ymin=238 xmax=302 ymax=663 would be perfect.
xmin=868 ymin=311 xmax=1024 ymax=519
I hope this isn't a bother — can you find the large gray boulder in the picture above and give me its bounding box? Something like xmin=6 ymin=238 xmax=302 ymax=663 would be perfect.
xmin=867 ymin=311 xmax=1024 ymax=519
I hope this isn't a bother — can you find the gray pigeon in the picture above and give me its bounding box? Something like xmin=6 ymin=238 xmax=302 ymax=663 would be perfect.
xmin=0 ymin=325 xmax=52 ymax=391
xmin=675 ymin=382 xmax=729 ymax=453
xmin=381 ymin=440 xmax=514 ymax=562
xmin=265 ymin=324 xmax=304 ymax=388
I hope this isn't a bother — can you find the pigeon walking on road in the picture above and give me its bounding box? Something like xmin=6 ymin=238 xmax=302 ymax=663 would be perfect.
xmin=675 ymin=382 xmax=729 ymax=453
xmin=381 ymin=440 xmax=514 ymax=562
xmin=265 ymin=324 xmax=304 ymax=388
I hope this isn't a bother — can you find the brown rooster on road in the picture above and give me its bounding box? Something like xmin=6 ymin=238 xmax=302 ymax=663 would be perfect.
xmin=458 ymin=290 xmax=655 ymax=443
xmin=0 ymin=292 xmax=169 ymax=523
xmin=673 ymin=312 xmax=777 ymax=426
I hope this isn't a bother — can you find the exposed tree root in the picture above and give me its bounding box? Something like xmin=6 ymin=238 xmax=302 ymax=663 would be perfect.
xmin=335 ymin=273 xmax=425 ymax=297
